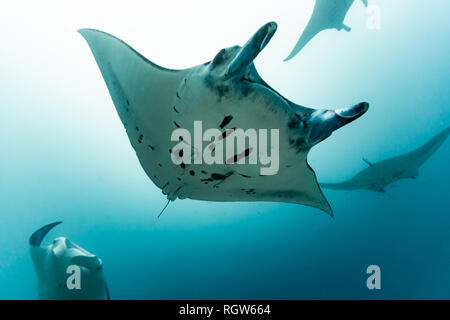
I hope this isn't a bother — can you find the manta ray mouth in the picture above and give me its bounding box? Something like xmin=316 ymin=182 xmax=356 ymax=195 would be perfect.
xmin=240 ymin=73 xmax=296 ymax=109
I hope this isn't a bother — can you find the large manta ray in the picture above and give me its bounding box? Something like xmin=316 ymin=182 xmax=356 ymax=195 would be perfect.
xmin=79 ymin=22 xmax=369 ymax=216
xmin=321 ymin=127 xmax=449 ymax=193
xmin=285 ymin=0 xmax=368 ymax=61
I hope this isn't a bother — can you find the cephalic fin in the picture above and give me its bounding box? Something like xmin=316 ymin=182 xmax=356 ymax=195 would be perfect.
xmin=361 ymin=0 xmax=368 ymax=7
xmin=29 ymin=221 xmax=62 ymax=247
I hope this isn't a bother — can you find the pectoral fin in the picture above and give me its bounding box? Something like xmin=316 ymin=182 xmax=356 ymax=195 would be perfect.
xmin=29 ymin=221 xmax=62 ymax=247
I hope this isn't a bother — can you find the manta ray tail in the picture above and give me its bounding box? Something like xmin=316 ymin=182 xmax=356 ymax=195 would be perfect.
xmin=157 ymin=200 xmax=171 ymax=218
xmin=29 ymin=221 xmax=62 ymax=247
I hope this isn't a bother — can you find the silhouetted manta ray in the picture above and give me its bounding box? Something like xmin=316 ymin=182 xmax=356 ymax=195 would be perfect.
xmin=321 ymin=127 xmax=449 ymax=193
xmin=79 ymin=22 xmax=369 ymax=216
xmin=285 ymin=0 xmax=368 ymax=61
xmin=30 ymin=222 xmax=110 ymax=300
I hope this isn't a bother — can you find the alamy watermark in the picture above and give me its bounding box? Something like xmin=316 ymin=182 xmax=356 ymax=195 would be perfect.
xmin=366 ymin=265 xmax=381 ymax=290
xmin=366 ymin=5 xmax=381 ymax=30
xmin=171 ymin=121 xmax=280 ymax=175
xmin=66 ymin=265 xmax=81 ymax=290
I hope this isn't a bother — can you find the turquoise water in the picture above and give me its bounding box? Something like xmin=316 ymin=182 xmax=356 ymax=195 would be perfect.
xmin=0 ymin=0 xmax=449 ymax=299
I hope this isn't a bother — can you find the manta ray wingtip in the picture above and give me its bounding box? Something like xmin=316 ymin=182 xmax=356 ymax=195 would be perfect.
xmin=77 ymin=28 xmax=103 ymax=39
xmin=317 ymin=196 xmax=334 ymax=217
xmin=77 ymin=28 xmax=92 ymax=36
xmin=324 ymin=207 xmax=334 ymax=218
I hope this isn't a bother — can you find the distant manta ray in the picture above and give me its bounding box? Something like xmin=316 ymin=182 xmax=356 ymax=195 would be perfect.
xmin=321 ymin=127 xmax=449 ymax=193
xmin=285 ymin=0 xmax=368 ymax=61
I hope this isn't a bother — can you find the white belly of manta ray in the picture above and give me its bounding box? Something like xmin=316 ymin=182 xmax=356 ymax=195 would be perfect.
xmin=79 ymin=21 xmax=369 ymax=216
xmin=171 ymin=121 xmax=280 ymax=176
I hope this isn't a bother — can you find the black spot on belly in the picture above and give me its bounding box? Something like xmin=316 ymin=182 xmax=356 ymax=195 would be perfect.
xmin=136 ymin=126 xmax=139 ymax=131
xmin=200 ymin=172 xmax=233 ymax=183
xmin=180 ymin=162 xmax=186 ymax=169
xmin=126 ymin=100 xmax=130 ymax=106
xmin=173 ymin=106 xmax=179 ymax=113
xmin=177 ymin=177 xmax=181 ymax=181
xmin=211 ymin=173 xmax=227 ymax=180
xmin=158 ymin=163 xmax=162 ymax=167
xmin=138 ymin=134 xmax=143 ymax=143
xmin=211 ymin=172 xmax=233 ymax=180
xmin=245 ymin=188 xmax=256 ymax=195
xmin=189 ymin=170 xmax=195 ymax=176
xmin=201 ymin=170 xmax=208 ymax=175
xmin=219 ymin=115 xmax=233 ymax=129
xmin=288 ymin=119 xmax=300 ymax=129
xmin=149 ymin=145 xmax=155 ymax=150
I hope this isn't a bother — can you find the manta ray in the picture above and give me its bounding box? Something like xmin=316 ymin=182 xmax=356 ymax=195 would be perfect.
xmin=79 ymin=22 xmax=369 ymax=216
xmin=30 ymin=222 xmax=110 ymax=300
xmin=321 ymin=127 xmax=449 ymax=193
xmin=285 ymin=0 xmax=368 ymax=61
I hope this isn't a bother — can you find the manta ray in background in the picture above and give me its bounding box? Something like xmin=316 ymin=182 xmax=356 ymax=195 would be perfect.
xmin=321 ymin=127 xmax=449 ymax=193
xmin=79 ymin=22 xmax=369 ymax=216
xmin=285 ymin=0 xmax=368 ymax=61
xmin=30 ymin=222 xmax=110 ymax=300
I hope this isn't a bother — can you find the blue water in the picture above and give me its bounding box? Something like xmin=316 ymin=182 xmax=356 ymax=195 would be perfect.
xmin=0 ymin=0 xmax=449 ymax=299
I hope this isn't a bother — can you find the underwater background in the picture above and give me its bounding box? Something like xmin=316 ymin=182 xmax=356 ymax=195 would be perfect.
xmin=0 ymin=0 xmax=448 ymax=299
